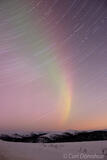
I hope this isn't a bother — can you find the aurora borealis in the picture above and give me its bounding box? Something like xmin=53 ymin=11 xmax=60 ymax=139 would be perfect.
xmin=0 ymin=0 xmax=107 ymax=131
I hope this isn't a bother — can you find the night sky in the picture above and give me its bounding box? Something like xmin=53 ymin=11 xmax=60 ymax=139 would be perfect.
xmin=0 ymin=0 xmax=107 ymax=131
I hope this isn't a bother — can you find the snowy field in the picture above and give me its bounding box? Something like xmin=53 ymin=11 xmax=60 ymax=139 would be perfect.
xmin=0 ymin=140 xmax=107 ymax=160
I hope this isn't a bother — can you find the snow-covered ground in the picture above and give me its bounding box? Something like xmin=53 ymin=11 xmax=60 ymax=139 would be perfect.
xmin=0 ymin=140 xmax=107 ymax=160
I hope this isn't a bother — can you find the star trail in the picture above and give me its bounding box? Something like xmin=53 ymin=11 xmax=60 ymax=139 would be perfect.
xmin=0 ymin=0 xmax=107 ymax=131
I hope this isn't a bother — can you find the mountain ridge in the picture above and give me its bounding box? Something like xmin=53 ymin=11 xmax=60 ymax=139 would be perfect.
xmin=0 ymin=129 xmax=107 ymax=143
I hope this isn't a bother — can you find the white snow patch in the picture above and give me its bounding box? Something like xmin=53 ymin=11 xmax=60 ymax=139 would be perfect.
xmin=0 ymin=140 xmax=107 ymax=160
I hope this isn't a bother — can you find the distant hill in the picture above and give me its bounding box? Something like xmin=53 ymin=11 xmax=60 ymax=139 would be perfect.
xmin=0 ymin=130 xmax=107 ymax=143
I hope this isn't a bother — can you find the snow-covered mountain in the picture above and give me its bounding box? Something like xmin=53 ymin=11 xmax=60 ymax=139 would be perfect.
xmin=0 ymin=129 xmax=107 ymax=143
